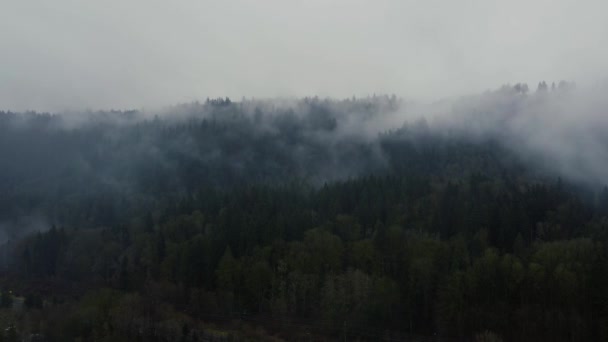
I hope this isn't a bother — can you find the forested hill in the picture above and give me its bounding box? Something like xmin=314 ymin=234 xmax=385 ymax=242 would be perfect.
xmin=1 ymin=87 xmax=608 ymax=341
xmin=0 ymin=94 xmax=524 ymax=228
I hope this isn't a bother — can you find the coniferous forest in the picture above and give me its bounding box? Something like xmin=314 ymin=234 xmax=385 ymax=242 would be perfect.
xmin=1 ymin=87 xmax=608 ymax=341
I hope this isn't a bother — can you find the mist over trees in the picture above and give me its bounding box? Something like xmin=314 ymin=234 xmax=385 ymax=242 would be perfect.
xmin=1 ymin=85 xmax=608 ymax=341
xmin=0 ymin=84 xmax=600 ymax=207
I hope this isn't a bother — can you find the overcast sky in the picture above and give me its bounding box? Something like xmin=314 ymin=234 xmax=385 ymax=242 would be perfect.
xmin=1 ymin=0 xmax=607 ymax=111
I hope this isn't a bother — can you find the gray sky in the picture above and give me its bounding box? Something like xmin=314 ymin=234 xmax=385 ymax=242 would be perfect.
xmin=1 ymin=0 xmax=607 ymax=111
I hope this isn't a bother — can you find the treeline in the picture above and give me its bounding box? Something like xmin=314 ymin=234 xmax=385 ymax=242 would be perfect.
xmin=0 ymin=95 xmax=525 ymax=229
xmin=0 ymin=96 xmax=401 ymax=226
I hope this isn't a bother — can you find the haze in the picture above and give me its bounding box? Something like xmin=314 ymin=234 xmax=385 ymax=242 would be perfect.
xmin=2 ymin=0 xmax=607 ymax=111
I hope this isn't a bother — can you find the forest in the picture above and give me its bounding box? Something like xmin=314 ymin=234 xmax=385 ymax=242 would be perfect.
xmin=1 ymin=85 xmax=608 ymax=341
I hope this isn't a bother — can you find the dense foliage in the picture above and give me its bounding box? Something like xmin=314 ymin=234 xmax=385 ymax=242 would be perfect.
xmin=1 ymin=93 xmax=608 ymax=341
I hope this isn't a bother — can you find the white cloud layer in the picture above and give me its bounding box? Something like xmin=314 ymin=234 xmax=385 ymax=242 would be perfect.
xmin=1 ymin=0 xmax=607 ymax=111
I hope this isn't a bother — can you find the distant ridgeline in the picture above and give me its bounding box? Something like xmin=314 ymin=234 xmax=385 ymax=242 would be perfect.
xmin=1 ymin=88 xmax=608 ymax=341
xmin=0 ymin=95 xmax=516 ymax=222
xmin=1 ymin=90 xmax=589 ymax=221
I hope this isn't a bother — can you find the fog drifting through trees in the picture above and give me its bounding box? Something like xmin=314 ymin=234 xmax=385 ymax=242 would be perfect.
xmin=2 ymin=84 xmax=608 ymax=341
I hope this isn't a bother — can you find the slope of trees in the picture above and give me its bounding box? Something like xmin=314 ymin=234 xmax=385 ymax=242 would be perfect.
xmin=1 ymin=92 xmax=608 ymax=341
